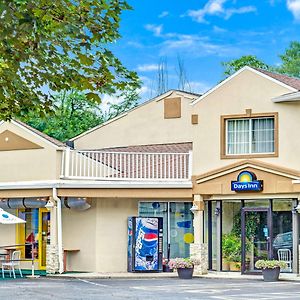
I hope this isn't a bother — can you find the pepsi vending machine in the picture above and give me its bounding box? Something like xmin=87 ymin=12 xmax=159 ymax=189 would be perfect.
xmin=128 ymin=217 xmax=163 ymax=272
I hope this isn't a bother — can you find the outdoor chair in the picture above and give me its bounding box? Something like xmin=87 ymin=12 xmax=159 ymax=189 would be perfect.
xmin=2 ymin=250 xmax=23 ymax=279
xmin=277 ymin=249 xmax=292 ymax=272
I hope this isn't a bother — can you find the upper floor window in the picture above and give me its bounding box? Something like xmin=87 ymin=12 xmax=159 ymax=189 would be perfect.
xmin=221 ymin=112 xmax=278 ymax=158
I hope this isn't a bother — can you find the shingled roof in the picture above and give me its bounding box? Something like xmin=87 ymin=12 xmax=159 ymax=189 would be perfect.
xmin=14 ymin=120 xmax=66 ymax=148
xmin=254 ymin=68 xmax=300 ymax=90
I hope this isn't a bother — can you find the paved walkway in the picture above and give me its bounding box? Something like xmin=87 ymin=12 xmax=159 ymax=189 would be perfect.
xmin=50 ymin=270 xmax=300 ymax=281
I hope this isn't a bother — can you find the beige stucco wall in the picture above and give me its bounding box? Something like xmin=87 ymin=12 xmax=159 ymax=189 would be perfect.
xmin=0 ymin=122 xmax=63 ymax=182
xmin=62 ymin=198 xmax=138 ymax=272
xmin=95 ymin=198 xmax=138 ymax=272
xmin=192 ymin=69 xmax=300 ymax=175
xmin=62 ymin=200 xmax=97 ymax=272
xmin=74 ymin=92 xmax=196 ymax=149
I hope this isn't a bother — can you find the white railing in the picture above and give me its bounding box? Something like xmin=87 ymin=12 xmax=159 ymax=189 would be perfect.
xmin=61 ymin=148 xmax=192 ymax=181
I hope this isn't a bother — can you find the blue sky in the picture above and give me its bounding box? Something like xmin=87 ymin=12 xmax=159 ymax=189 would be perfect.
xmin=108 ymin=0 xmax=300 ymax=102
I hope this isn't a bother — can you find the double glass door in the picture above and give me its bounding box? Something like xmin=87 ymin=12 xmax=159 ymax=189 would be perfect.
xmin=241 ymin=208 xmax=272 ymax=273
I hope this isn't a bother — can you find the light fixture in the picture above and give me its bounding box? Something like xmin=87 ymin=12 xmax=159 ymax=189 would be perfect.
xmin=214 ymin=207 xmax=221 ymax=216
xmin=45 ymin=200 xmax=55 ymax=210
xmin=293 ymin=203 xmax=300 ymax=214
xmin=190 ymin=203 xmax=199 ymax=214
xmin=4 ymin=137 xmax=8 ymax=142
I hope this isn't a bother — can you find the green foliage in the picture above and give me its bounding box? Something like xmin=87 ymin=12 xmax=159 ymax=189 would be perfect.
xmin=0 ymin=0 xmax=141 ymax=120
xmin=232 ymin=211 xmax=260 ymax=239
xmin=277 ymin=41 xmax=300 ymax=78
xmin=20 ymin=90 xmax=103 ymax=142
xmin=255 ymin=260 xmax=287 ymax=270
xmin=222 ymin=55 xmax=270 ymax=77
xmin=222 ymin=233 xmax=241 ymax=262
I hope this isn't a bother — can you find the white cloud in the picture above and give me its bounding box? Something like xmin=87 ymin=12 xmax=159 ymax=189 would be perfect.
xmin=287 ymin=0 xmax=300 ymax=20
xmin=224 ymin=6 xmax=257 ymax=19
xmin=145 ymin=24 xmax=163 ymax=36
xmin=213 ymin=25 xmax=227 ymax=33
xmin=137 ymin=64 xmax=159 ymax=72
xmin=160 ymin=33 xmax=241 ymax=57
xmin=100 ymin=94 xmax=124 ymax=113
xmin=158 ymin=11 xmax=169 ymax=18
xmin=186 ymin=0 xmax=256 ymax=23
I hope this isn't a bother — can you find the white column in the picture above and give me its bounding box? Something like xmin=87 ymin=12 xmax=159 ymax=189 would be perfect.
xmin=190 ymin=194 xmax=208 ymax=275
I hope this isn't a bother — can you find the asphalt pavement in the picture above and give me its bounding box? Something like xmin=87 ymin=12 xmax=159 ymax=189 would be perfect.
xmin=1 ymin=277 xmax=300 ymax=299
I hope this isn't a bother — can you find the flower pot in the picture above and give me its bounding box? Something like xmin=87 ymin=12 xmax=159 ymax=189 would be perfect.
xmin=177 ymin=267 xmax=194 ymax=279
xmin=229 ymin=262 xmax=241 ymax=271
xmin=222 ymin=261 xmax=230 ymax=271
xmin=163 ymin=265 xmax=173 ymax=272
xmin=262 ymin=267 xmax=280 ymax=282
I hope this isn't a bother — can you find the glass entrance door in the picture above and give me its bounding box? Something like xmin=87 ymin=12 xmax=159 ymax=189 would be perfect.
xmin=241 ymin=208 xmax=272 ymax=274
xmin=38 ymin=209 xmax=50 ymax=270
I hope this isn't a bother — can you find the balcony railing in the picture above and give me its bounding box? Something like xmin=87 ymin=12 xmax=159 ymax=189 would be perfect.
xmin=61 ymin=148 xmax=192 ymax=181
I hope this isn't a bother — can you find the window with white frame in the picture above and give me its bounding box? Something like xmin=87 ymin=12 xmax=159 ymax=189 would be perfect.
xmin=226 ymin=117 xmax=275 ymax=155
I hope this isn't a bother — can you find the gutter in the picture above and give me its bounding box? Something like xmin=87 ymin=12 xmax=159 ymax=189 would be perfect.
xmin=272 ymin=91 xmax=300 ymax=103
xmin=0 ymin=180 xmax=192 ymax=189
xmin=52 ymin=187 xmax=64 ymax=274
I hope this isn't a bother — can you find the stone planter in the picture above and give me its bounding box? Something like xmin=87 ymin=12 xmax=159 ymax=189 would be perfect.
xmin=177 ymin=267 xmax=194 ymax=279
xmin=262 ymin=267 xmax=280 ymax=282
xmin=229 ymin=262 xmax=241 ymax=271
xmin=222 ymin=261 xmax=230 ymax=271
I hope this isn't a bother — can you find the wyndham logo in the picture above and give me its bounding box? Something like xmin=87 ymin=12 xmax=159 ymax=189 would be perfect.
xmin=231 ymin=171 xmax=263 ymax=192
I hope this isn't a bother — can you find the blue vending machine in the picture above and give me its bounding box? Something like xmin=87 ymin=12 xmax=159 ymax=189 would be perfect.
xmin=128 ymin=216 xmax=163 ymax=272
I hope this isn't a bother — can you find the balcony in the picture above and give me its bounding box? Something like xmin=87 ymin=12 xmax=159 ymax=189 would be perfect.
xmin=60 ymin=148 xmax=192 ymax=181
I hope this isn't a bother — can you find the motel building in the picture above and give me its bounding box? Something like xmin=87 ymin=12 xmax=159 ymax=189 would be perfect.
xmin=1 ymin=66 xmax=300 ymax=275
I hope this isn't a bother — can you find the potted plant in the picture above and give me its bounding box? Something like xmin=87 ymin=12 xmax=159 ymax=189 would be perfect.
xmin=222 ymin=233 xmax=241 ymax=271
xmin=162 ymin=258 xmax=173 ymax=272
xmin=255 ymin=260 xmax=287 ymax=282
xmin=168 ymin=257 xmax=200 ymax=279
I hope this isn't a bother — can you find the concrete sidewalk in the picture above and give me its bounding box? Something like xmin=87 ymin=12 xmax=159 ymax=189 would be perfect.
xmin=49 ymin=271 xmax=300 ymax=281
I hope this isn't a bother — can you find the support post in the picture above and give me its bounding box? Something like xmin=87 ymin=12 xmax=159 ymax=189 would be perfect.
xmin=190 ymin=195 xmax=208 ymax=275
xmin=293 ymin=198 xmax=299 ymax=274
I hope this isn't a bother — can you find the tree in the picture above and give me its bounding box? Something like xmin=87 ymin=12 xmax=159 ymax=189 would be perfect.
xmin=105 ymin=88 xmax=139 ymax=121
xmin=21 ymin=90 xmax=104 ymax=141
xmin=222 ymin=55 xmax=270 ymax=77
xmin=0 ymin=0 xmax=140 ymax=120
xmin=277 ymin=41 xmax=300 ymax=78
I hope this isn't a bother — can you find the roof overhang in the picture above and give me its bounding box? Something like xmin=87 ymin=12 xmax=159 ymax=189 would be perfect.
xmin=0 ymin=180 xmax=192 ymax=190
xmin=272 ymin=91 xmax=300 ymax=103
xmin=195 ymin=160 xmax=300 ymax=184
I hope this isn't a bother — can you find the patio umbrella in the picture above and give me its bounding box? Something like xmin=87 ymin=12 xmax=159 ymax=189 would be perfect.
xmin=0 ymin=208 xmax=26 ymax=224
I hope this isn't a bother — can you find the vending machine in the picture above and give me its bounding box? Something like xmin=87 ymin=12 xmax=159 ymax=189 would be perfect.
xmin=128 ymin=216 xmax=163 ymax=272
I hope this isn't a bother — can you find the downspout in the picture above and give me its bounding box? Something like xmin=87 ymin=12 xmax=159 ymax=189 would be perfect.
xmin=52 ymin=187 xmax=64 ymax=274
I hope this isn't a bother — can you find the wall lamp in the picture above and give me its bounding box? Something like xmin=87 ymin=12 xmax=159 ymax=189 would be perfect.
xmin=292 ymin=203 xmax=300 ymax=214
xmin=45 ymin=200 xmax=55 ymax=210
xmin=190 ymin=204 xmax=199 ymax=214
xmin=214 ymin=207 xmax=221 ymax=216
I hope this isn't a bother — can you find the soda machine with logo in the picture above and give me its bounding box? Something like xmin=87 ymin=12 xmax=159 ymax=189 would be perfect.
xmin=127 ymin=216 xmax=163 ymax=272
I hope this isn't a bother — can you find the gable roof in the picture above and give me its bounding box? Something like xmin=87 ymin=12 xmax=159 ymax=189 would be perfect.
xmin=195 ymin=159 xmax=300 ymax=184
xmin=252 ymin=68 xmax=300 ymax=90
xmin=70 ymin=89 xmax=199 ymax=142
xmin=1 ymin=120 xmax=66 ymax=148
xmin=192 ymin=66 xmax=298 ymax=105
xmin=92 ymin=142 xmax=192 ymax=153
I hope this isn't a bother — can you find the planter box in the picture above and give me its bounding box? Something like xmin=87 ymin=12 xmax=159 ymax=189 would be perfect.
xmin=262 ymin=267 xmax=280 ymax=282
xmin=177 ymin=268 xmax=194 ymax=279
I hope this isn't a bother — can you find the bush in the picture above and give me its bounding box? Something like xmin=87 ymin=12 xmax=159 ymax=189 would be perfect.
xmin=255 ymin=260 xmax=287 ymax=269
xmin=168 ymin=258 xmax=200 ymax=269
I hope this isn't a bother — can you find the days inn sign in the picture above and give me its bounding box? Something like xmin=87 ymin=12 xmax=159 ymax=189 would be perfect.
xmin=231 ymin=171 xmax=263 ymax=192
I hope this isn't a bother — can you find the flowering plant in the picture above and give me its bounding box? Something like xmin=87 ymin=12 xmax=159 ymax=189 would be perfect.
xmin=168 ymin=257 xmax=200 ymax=269
xmin=255 ymin=260 xmax=287 ymax=270
xmin=162 ymin=258 xmax=169 ymax=266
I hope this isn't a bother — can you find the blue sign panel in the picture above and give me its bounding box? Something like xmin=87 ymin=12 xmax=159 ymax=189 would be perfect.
xmin=231 ymin=171 xmax=263 ymax=192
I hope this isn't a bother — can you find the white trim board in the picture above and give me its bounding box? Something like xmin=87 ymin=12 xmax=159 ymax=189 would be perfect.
xmin=192 ymin=66 xmax=298 ymax=106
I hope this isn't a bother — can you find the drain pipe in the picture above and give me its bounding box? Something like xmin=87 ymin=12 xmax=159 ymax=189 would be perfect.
xmin=52 ymin=187 xmax=64 ymax=274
